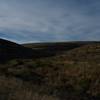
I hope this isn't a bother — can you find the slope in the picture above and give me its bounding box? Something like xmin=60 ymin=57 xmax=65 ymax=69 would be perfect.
xmin=0 ymin=38 xmax=34 ymax=62
xmin=56 ymin=42 xmax=100 ymax=62
xmin=0 ymin=40 xmax=100 ymax=100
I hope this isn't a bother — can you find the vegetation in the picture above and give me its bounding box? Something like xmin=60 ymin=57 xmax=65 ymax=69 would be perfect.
xmin=0 ymin=39 xmax=100 ymax=100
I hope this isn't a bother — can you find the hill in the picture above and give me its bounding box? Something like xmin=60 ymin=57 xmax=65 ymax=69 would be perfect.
xmin=23 ymin=41 xmax=98 ymax=58
xmin=0 ymin=39 xmax=34 ymax=62
xmin=55 ymin=42 xmax=100 ymax=62
xmin=0 ymin=39 xmax=100 ymax=100
xmin=0 ymin=39 xmax=86 ymax=63
xmin=23 ymin=41 xmax=96 ymax=52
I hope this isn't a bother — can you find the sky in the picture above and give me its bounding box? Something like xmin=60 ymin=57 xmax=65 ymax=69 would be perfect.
xmin=0 ymin=0 xmax=100 ymax=43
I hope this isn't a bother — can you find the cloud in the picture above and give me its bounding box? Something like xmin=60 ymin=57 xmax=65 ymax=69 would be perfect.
xmin=0 ymin=0 xmax=100 ymax=43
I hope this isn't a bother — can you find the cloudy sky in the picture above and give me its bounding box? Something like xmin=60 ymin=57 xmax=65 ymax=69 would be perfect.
xmin=0 ymin=0 xmax=100 ymax=43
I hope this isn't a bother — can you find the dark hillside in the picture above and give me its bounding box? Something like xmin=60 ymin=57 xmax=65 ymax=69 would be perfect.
xmin=0 ymin=39 xmax=34 ymax=62
xmin=0 ymin=39 xmax=86 ymax=63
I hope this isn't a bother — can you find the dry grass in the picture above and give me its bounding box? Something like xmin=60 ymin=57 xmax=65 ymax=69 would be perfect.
xmin=0 ymin=42 xmax=100 ymax=100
